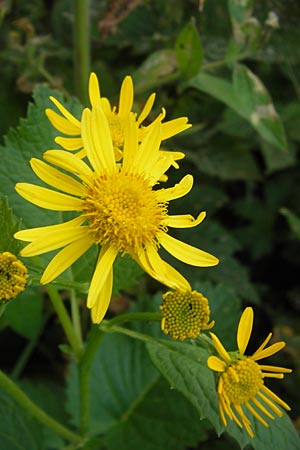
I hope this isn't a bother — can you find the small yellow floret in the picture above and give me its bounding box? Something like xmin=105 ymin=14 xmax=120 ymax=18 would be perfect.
xmin=160 ymin=289 xmax=214 ymax=340
xmin=0 ymin=252 xmax=28 ymax=301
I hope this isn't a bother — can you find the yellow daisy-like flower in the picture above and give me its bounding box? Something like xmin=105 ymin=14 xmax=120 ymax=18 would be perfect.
xmin=46 ymin=72 xmax=190 ymax=166
xmin=14 ymin=105 xmax=218 ymax=323
xmin=0 ymin=251 xmax=28 ymax=301
xmin=160 ymin=289 xmax=214 ymax=340
xmin=207 ymin=307 xmax=292 ymax=438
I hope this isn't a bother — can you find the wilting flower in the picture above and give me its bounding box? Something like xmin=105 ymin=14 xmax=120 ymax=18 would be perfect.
xmin=207 ymin=307 xmax=292 ymax=438
xmin=0 ymin=251 xmax=28 ymax=301
xmin=46 ymin=72 xmax=190 ymax=166
xmin=15 ymin=105 xmax=218 ymax=323
xmin=160 ymin=289 xmax=214 ymax=340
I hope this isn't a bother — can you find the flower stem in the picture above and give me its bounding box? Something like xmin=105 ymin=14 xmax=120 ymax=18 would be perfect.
xmin=79 ymin=326 xmax=104 ymax=436
xmin=0 ymin=370 xmax=82 ymax=444
xmin=45 ymin=285 xmax=83 ymax=359
xmin=74 ymin=0 xmax=90 ymax=105
xmin=70 ymin=288 xmax=83 ymax=349
xmin=104 ymin=312 xmax=162 ymax=327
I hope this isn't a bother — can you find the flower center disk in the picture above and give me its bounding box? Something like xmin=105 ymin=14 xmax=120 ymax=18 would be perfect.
xmin=223 ymin=358 xmax=263 ymax=404
xmin=0 ymin=252 xmax=28 ymax=301
xmin=82 ymin=172 xmax=168 ymax=255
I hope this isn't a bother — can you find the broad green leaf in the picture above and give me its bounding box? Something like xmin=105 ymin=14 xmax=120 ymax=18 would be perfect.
xmin=4 ymin=285 xmax=43 ymax=339
xmin=226 ymin=408 xmax=300 ymax=450
xmin=260 ymin=140 xmax=296 ymax=174
xmin=146 ymin=339 xmax=223 ymax=435
xmin=280 ymin=208 xmax=300 ymax=240
xmin=104 ymin=378 xmax=210 ymax=450
xmin=0 ymin=196 xmax=22 ymax=254
xmin=175 ymin=19 xmax=203 ymax=78
xmin=112 ymin=255 xmax=144 ymax=296
xmin=188 ymin=66 xmax=287 ymax=150
xmin=66 ymin=332 xmax=160 ymax=434
xmin=0 ymin=386 xmax=64 ymax=450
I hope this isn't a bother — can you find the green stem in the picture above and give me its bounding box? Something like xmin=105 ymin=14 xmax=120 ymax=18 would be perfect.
xmin=45 ymin=285 xmax=83 ymax=359
xmin=70 ymin=288 xmax=83 ymax=349
xmin=79 ymin=326 xmax=104 ymax=436
xmin=0 ymin=303 xmax=7 ymax=319
xmin=74 ymin=0 xmax=90 ymax=105
xmin=0 ymin=370 xmax=82 ymax=444
xmin=101 ymin=323 xmax=157 ymax=344
xmin=104 ymin=312 xmax=162 ymax=328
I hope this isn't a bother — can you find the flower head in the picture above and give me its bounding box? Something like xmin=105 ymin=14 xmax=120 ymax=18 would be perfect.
xmin=15 ymin=104 xmax=218 ymax=323
xmin=160 ymin=289 xmax=214 ymax=340
xmin=207 ymin=307 xmax=292 ymax=438
xmin=0 ymin=251 xmax=28 ymax=301
xmin=46 ymin=72 xmax=190 ymax=167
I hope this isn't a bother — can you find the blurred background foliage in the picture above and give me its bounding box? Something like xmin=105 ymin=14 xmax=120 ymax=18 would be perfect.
xmin=0 ymin=0 xmax=300 ymax=448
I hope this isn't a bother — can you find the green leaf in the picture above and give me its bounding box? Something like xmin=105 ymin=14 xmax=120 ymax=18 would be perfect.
xmin=0 ymin=386 xmax=64 ymax=450
xmin=193 ymin=281 xmax=241 ymax=348
xmin=0 ymin=196 xmax=22 ymax=254
xmin=112 ymin=255 xmax=144 ymax=296
xmin=188 ymin=66 xmax=288 ymax=150
xmin=133 ymin=49 xmax=178 ymax=92
xmin=228 ymin=0 xmax=253 ymax=24
xmin=280 ymin=208 xmax=300 ymax=240
xmin=4 ymin=285 xmax=43 ymax=339
xmin=175 ymin=18 xmax=203 ymax=78
xmin=146 ymin=339 xmax=223 ymax=435
xmin=226 ymin=408 xmax=300 ymax=450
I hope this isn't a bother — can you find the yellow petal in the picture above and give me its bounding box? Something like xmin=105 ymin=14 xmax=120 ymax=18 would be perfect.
xmin=118 ymin=76 xmax=133 ymax=117
xmin=156 ymin=174 xmax=193 ymax=202
xmin=14 ymin=216 xmax=85 ymax=242
xmin=15 ymin=183 xmax=83 ymax=211
xmin=157 ymin=231 xmax=219 ymax=267
xmin=147 ymin=154 xmax=174 ymax=186
xmin=87 ymin=244 xmax=118 ymax=308
xmin=251 ymin=332 xmax=272 ymax=358
xmin=49 ymin=96 xmax=81 ymax=127
xmin=55 ymin=136 xmax=83 ymax=151
xmin=21 ymin=226 xmax=91 ymax=256
xmin=259 ymin=365 xmax=292 ymax=373
xmin=137 ymin=93 xmax=156 ymax=125
xmin=161 ymin=117 xmax=191 ymax=140
xmin=45 ymin=109 xmax=80 ymax=135
xmin=89 ymin=72 xmax=101 ymax=107
xmin=100 ymin=97 xmax=112 ymax=115
xmin=41 ymin=234 xmax=94 ymax=284
xmin=245 ymin=401 xmax=269 ymax=427
xmin=43 ymin=150 xmax=93 ymax=184
xmin=237 ymin=307 xmax=254 ymax=355
xmin=134 ymin=120 xmax=161 ymax=175
xmin=207 ymin=355 xmax=226 ymax=372
xmin=163 ymin=212 xmax=206 ymax=228
xmin=261 ymin=385 xmax=291 ymax=411
xmin=30 ymin=158 xmax=85 ymax=197
xmin=82 ymin=106 xmax=116 ymax=174
xmin=122 ymin=113 xmax=139 ymax=172
xmin=209 ymin=332 xmax=231 ymax=363
xmin=90 ymin=269 xmax=113 ymax=323
xmin=136 ymin=245 xmax=190 ymax=290
xmin=251 ymin=341 xmax=286 ymax=361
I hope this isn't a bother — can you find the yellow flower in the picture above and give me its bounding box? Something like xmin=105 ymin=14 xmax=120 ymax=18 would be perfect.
xmin=207 ymin=307 xmax=292 ymax=438
xmin=46 ymin=72 xmax=190 ymax=166
xmin=14 ymin=105 xmax=218 ymax=323
xmin=160 ymin=289 xmax=214 ymax=340
xmin=0 ymin=251 xmax=28 ymax=301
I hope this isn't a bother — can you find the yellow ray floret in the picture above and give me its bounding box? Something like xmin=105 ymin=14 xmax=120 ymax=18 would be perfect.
xmin=207 ymin=307 xmax=292 ymax=438
xmin=15 ymin=104 xmax=218 ymax=324
xmin=46 ymin=72 xmax=191 ymax=169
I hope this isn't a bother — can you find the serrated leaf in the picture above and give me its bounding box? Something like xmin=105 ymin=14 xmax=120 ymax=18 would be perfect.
xmin=0 ymin=196 xmax=22 ymax=254
xmin=0 ymin=386 xmax=64 ymax=450
xmin=105 ymin=379 xmax=210 ymax=450
xmin=226 ymin=408 xmax=300 ymax=450
xmin=146 ymin=339 xmax=223 ymax=435
xmin=175 ymin=19 xmax=203 ymax=78
xmin=4 ymin=285 xmax=43 ymax=339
